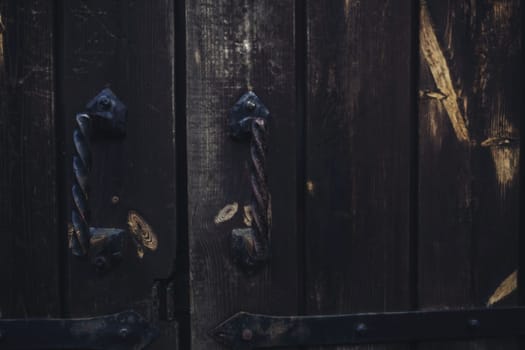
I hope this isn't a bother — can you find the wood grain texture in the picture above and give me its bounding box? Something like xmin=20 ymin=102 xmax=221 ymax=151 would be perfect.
xmin=0 ymin=0 xmax=59 ymax=318
xmin=418 ymin=1 xmax=521 ymax=349
xmin=0 ymin=2 xmax=521 ymax=350
xmin=61 ymin=0 xmax=177 ymax=327
xmin=186 ymin=1 xmax=298 ymax=348
xmin=304 ymin=1 xmax=413 ymax=350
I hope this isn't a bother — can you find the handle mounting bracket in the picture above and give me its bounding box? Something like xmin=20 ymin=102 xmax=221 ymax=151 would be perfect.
xmin=85 ymin=88 xmax=127 ymax=135
xmin=229 ymin=91 xmax=270 ymax=140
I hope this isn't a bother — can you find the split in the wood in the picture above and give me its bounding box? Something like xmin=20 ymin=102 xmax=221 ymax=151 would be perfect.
xmin=419 ymin=1 xmax=469 ymax=143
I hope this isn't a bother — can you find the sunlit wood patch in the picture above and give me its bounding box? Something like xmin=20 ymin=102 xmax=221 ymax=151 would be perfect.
xmin=127 ymin=210 xmax=158 ymax=258
xmin=481 ymin=112 xmax=520 ymax=190
xmin=214 ymin=202 xmax=239 ymax=224
xmin=306 ymin=180 xmax=315 ymax=195
xmin=243 ymin=198 xmax=272 ymax=229
xmin=487 ymin=270 xmax=517 ymax=306
xmin=67 ymin=223 xmax=74 ymax=248
xmin=243 ymin=205 xmax=253 ymax=226
xmin=136 ymin=246 xmax=145 ymax=259
xmin=420 ymin=1 xmax=469 ymax=143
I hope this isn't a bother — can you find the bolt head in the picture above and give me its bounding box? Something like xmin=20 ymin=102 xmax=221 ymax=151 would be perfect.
xmin=98 ymin=95 xmax=112 ymax=110
xmin=242 ymin=328 xmax=253 ymax=341
xmin=468 ymin=319 xmax=480 ymax=329
xmin=94 ymin=256 xmax=108 ymax=270
xmin=355 ymin=323 xmax=367 ymax=335
xmin=119 ymin=327 xmax=130 ymax=339
xmin=245 ymin=100 xmax=256 ymax=111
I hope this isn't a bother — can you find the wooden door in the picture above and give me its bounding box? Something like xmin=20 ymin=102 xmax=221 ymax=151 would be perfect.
xmin=0 ymin=1 xmax=522 ymax=350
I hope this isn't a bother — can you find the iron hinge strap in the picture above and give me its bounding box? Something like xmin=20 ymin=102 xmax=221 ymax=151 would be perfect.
xmin=212 ymin=307 xmax=525 ymax=349
xmin=0 ymin=310 xmax=158 ymax=350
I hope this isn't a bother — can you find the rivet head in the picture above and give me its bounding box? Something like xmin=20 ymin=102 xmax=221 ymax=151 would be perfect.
xmin=111 ymin=195 xmax=120 ymax=204
xmin=245 ymin=100 xmax=256 ymax=111
xmin=355 ymin=323 xmax=367 ymax=336
xmin=468 ymin=319 xmax=480 ymax=329
xmin=119 ymin=327 xmax=130 ymax=339
xmin=94 ymin=256 xmax=108 ymax=271
xmin=242 ymin=328 xmax=253 ymax=341
xmin=98 ymin=95 xmax=112 ymax=110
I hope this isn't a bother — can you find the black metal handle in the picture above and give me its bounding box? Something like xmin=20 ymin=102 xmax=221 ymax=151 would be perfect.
xmin=70 ymin=88 xmax=127 ymax=270
xmin=229 ymin=92 xmax=271 ymax=273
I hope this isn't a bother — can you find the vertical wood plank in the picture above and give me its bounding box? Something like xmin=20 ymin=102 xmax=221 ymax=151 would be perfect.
xmin=0 ymin=0 xmax=60 ymax=318
xmin=304 ymin=1 xmax=413 ymax=350
xmin=186 ymin=1 xmax=298 ymax=349
xmin=61 ymin=0 xmax=177 ymax=330
xmin=418 ymin=1 xmax=521 ymax=349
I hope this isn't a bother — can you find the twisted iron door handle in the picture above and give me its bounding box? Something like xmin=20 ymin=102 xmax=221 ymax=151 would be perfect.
xmin=70 ymin=88 xmax=127 ymax=270
xmin=229 ymin=92 xmax=271 ymax=273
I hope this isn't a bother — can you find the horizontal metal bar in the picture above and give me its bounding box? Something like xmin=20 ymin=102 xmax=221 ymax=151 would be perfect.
xmin=212 ymin=307 xmax=525 ymax=349
xmin=0 ymin=310 xmax=158 ymax=350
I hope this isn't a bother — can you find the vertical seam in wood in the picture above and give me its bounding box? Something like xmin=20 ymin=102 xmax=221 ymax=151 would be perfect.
xmin=175 ymin=0 xmax=190 ymax=348
xmin=0 ymin=12 xmax=4 ymax=71
xmin=410 ymin=0 xmax=420 ymax=316
xmin=519 ymin=0 xmax=525 ymax=310
xmin=410 ymin=3 xmax=420 ymax=349
xmin=54 ymin=0 xmax=68 ymax=318
xmin=295 ymin=0 xmax=307 ymax=318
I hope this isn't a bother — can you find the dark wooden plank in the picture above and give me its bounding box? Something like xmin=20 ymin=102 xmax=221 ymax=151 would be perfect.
xmin=61 ymin=0 xmax=177 ymax=329
xmin=186 ymin=1 xmax=299 ymax=349
xmin=304 ymin=1 xmax=413 ymax=350
xmin=0 ymin=8 xmax=9 ymax=319
xmin=0 ymin=0 xmax=60 ymax=318
xmin=418 ymin=0 xmax=521 ymax=349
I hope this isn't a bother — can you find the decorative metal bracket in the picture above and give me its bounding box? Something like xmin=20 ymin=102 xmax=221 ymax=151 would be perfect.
xmin=70 ymin=88 xmax=127 ymax=270
xmin=0 ymin=310 xmax=158 ymax=350
xmin=212 ymin=307 xmax=525 ymax=349
xmin=229 ymin=91 xmax=270 ymax=140
xmin=228 ymin=92 xmax=271 ymax=273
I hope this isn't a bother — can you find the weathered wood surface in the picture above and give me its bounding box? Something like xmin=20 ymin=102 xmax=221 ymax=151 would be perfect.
xmin=418 ymin=1 xmax=521 ymax=350
xmin=304 ymin=1 xmax=413 ymax=350
xmin=0 ymin=0 xmax=60 ymax=318
xmin=0 ymin=1 xmax=522 ymax=349
xmin=186 ymin=0 xmax=299 ymax=348
xmin=60 ymin=0 xmax=178 ymax=338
